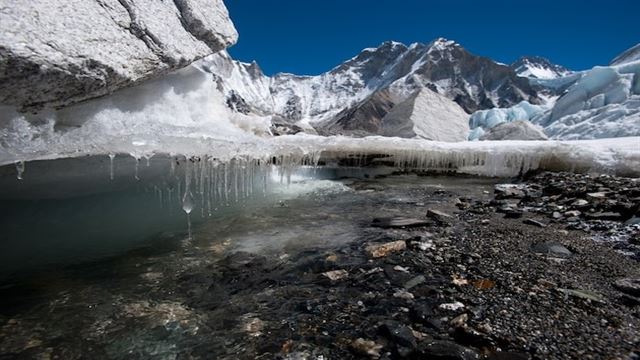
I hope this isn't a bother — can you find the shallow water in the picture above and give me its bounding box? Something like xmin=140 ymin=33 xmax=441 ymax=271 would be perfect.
xmin=0 ymin=170 xmax=498 ymax=359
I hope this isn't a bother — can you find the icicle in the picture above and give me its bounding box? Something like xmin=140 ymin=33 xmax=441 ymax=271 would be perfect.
xmin=170 ymin=157 xmax=176 ymax=177
xmin=182 ymin=158 xmax=195 ymax=240
xmin=134 ymin=158 xmax=140 ymax=181
xmin=15 ymin=161 xmax=25 ymax=180
xmin=108 ymin=154 xmax=115 ymax=180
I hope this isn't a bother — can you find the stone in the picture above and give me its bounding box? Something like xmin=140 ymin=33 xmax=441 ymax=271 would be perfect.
xmin=587 ymin=192 xmax=609 ymax=199
xmin=585 ymin=212 xmax=623 ymax=221
xmin=393 ymin=289 xmax=415 ymax=300
xmin=351 ymin=338 xmax=383 ymax=358
xmin=371 ymin=217 xmax=431 ymax=228
xmin=365 ymin=241 xmax=407 ymax=258
xmin=571 ymin=199 xmax=590 ymax=207
xmin=0 ymin=0 xmax=238 ymax=110
xmin=381 ymin=322 xmax=417 ymax=350
xmin=557 ymin=288 xmax=606 ymax=303
xmin=564 ymin=210 xmax=581 ymax=217
xmin=626 ymin=216 xmax=640 ymax=225
xmin=523 ymin=219 xmax=547 ymax=228
xmin=494 ymin=184 xmax=526 ymax=199
xmin=321 ymin=269 xmax=349 ymax=281
xmin=439 ymin=302 xmax=465 ymax=311
xmin=404 ymin=275 xmax=427 ymax=290
xmin=416 ymin=340 xmax=480 ymax=360
xmin=427 ymin=209 xmax=453 ymax=223
xmin=531 ymin=242 xmax=572 ymax=258
xmin=613 ymin=278 xmax=640 ymax=297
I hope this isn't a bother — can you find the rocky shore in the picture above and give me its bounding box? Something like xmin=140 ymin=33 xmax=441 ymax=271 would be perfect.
xmin=0 ymin=172 xmax=638 ymax=359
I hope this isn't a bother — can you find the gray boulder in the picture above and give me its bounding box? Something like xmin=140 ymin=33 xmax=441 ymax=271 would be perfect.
xmin=480 ymin=120 xmax=548 ymax=141
xmin=0 ymin=0 xmax=237 ymax=111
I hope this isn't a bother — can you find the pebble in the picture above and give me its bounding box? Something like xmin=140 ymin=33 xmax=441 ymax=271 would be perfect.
xmin=365 ymin=240 xmax=406 ymax=258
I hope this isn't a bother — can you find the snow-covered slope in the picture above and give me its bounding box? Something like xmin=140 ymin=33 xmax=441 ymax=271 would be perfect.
xmin=381 ymin=88 xmax=469 ymax=141
xmin=511 ymin=56 xmax=572 ymax=80
xmin=203 ymin=38 xmax=541 ymax=139
xmin=610 ymin=43 xmax=640 ymax=66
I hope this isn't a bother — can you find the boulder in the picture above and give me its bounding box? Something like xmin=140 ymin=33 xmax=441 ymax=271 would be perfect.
xmin=480 ymin=120 xmax=548 ymax=141
xmin=0 ymin=0 xmax=238 ymax=110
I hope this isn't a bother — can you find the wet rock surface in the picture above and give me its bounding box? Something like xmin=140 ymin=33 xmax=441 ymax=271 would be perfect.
xmin=0 ymin=173 xmax=639 ymax=359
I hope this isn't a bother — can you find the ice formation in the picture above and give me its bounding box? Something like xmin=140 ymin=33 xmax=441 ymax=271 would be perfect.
xmin=468 ymin=101 xmax=547 ymax=140
xmin=1 ymin=62 xmax=639 ymax=185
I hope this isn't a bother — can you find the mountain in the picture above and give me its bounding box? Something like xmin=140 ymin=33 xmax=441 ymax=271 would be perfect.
xmin=202 ymin=38 xmax=541 ymax=139
xmin=510 ymin=56 xmax=572 ymax=79
xmin=610 ymin=43 xmax=640 ymax=66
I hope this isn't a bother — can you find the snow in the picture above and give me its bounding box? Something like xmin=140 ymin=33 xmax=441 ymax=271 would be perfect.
xmin=534 ymin=61 xmax=640 ymax=139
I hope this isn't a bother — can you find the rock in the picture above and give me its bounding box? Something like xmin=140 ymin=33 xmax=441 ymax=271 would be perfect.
xmin=381 ymin=321 xmax=417 ymax=350
xmin=365 ymin=241 xmax=407 ymax=258
xmin=613 ymin=278 xmax=640 ymax=297
xmin=416 ymin=340 xmax=480 ymax=360
xmin=480 ymin=120 xmax=548 ymax=141
xmin=531 ymin=242 xmax=572 ymax=258
xmin=0 ymin=0 xmax=238 ymax=110
xmin=503 ymin=209 xmax=524 ymax=219
xmin=439 ymin=302 xmax=465 ymax=311
xmin=321 ymin=269 xmax=349 ymax=281
xmin=586 ymin=212 xmax=623 ymax=221
xmin=557 ymin=288 xmax=606 ymax=303
xmin=486 ymin=352 xmax=531 ymax=360
xmin=393 ymin=289 xmax=415 ymax=300
xmin=523 ymin=219 xmax=547 ymax=228
xmin=552 ymin=211 xmax=563 ymax=219
xmin=587 ymin=192 xmax=609 ymax=199
xmin=494 ymin=184 xmax=526 ymax=199
xmin=351 ymin=338 xmax=383 ymax=358
xmin=404 ymin=275 xmax=427 ymax=290
xmin=564 ymin=210 xmax=581 ymax=217
xmin=572 ymin=199 xmax=590 ymax=207
xmin=427 ymin=209 xmax=453 ymax=223
xmin=450 ymin=313 xmax=469 ymax=327
xmin=371 ymin=217 xmax=431 ymax=228
xmin=626 ymin=216 xmax=640 ymax=225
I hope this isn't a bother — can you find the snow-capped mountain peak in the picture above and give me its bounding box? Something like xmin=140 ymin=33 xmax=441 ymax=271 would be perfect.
xmin=610 ymin=43 xmax=640 ymax=66
xmin=511 ymin=56 xmax=572 ymax=79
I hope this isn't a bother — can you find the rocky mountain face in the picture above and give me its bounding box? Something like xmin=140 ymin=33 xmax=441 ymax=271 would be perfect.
xmin=0 ymin=0 xmax=238 ymax=111
xmin=203 ymin=39 xmax=542 ymax=140
xmin=511 ymin=56 xmax=572 ymax=79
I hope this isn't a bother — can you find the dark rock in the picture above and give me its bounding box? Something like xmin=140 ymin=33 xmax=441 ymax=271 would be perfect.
xmin=614 ymin=278 xmax=640 ymax=297
xmin=380 ymin=321 xmax=417 ymax=350
xmin=494 ymin=184 xmax=526 ymax=199
xmin=503 ymin=209 xmax=524 ymax=219
xmin=416 ymin=340 xmax=480 ymax=360
xmin=523 ymin=219 xmax=547 ymax=228
xmin=427 ymin=209 xmax=453 ymax=223
xmin=531 ymin=242 xmax=572 ymax=258
xmin=586 ymin=212 xmax=623 ymax=221
xmin=404 ymin=275 xmax=427 ymax=290
xmin=452 ymin=325 xmax=493 ymax=348
xmin=486 ymin=352 xmax=531 ymax=360
xmin=372 ymin=217 xmax=431 ymax=228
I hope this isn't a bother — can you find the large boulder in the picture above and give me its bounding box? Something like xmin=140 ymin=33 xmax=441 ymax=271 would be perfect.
xmin=480 ymin=120 xmax=548 ymax=141
xmin=0 ymin=0 xmax=238 ymax=111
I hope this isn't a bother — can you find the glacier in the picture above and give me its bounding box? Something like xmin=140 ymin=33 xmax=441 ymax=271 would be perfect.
xmin=1 ymin=62 xmax=638 ymax=181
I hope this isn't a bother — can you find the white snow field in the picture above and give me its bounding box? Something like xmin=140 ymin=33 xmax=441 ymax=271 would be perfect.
xmin=1 ymin=63 xmax=638 ymax=178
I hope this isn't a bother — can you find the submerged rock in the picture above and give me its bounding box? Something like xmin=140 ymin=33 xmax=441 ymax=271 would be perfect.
xmin=0 ymin=0 xmax=238 ymax=110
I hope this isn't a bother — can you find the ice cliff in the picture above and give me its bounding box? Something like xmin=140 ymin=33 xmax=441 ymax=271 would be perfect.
xmin=0 ymin=0 xmax=238 ymax=110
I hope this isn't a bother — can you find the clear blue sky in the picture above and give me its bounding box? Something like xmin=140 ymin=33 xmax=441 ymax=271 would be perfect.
xmin=224 ymin=0 xmax=639 ymax=76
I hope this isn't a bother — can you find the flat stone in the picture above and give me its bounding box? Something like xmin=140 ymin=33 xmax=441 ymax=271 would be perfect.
xmin=572 ymin=199 xmax=590 ymax=207
xmin=523 ymin=219 xmax=547 ymax=228
xmin=614 ymin=278 xmax=640 ymax=296
xmin=626 ymin=216 xmax=640 ymax=225
xmin=371 ymin=217 xmax=430 ymax=228
xmin=417 ymin=340 xmax=480 ymax=360
xmin=321 ymin=269 xmax=348 ymax=281
xmin=404 ymin=275 xmax=427 ymax=290
xmin=531 ymin=242 xmax=572 ymax=258
xmin=586 ymin=212 xmax=623 ymax=221
xmin=381 ymin=321 xmax=417 ymax=349
xmin=365 ymin=241 xmax=407 ymax=258
xmin=587 ymin=192 xmax=609 ymax=199
xmin=494 ymin=184 xmax=526 ymax=199
xmin=557 ymin=288 xmax=606 ymax=303
xmin=426 ymin=209 xmax=453 ymax=223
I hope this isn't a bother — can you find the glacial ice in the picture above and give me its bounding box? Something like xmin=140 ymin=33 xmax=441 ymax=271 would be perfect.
xmin=0 ymin=62 xmax=638 ymax=182
xmin=468 ymin=101 xmax=547 ymax=140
